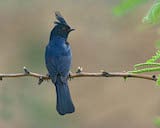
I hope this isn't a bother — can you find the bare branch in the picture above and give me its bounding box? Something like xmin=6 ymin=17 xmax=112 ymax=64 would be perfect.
xmin=0 ymin=67 xmax=157 ymax=84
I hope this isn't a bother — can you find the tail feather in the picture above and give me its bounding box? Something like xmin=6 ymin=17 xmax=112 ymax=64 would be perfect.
xmin=55 ymin=77 xmax=75 ymax=115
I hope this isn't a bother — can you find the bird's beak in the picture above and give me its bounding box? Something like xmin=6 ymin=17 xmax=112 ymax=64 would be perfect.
xmin=68 ymin=28 xmax=75 ymax=32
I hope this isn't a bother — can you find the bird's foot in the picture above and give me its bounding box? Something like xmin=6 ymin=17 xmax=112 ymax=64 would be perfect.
xmin=45 ymin=73 xmax=50 ymax=82
xmin=46 ymin=73 xmax=50 ymax=78
xmin=68 ymin=71 xmax=73 ymax=81
xmin=38 ymin=73 xmax=50 ymax=85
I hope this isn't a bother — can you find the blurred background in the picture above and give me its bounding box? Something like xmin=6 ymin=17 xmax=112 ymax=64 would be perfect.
xmin=0 ymin=0 xmax=159 ymax=128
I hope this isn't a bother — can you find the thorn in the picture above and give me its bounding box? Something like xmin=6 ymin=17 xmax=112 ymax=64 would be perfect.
xmin=23 ymin=67 xmax=30 ymax=74
xmin=38 ymin=76 xmax=44 ymax=85
xmin=152 ymin=75 xmax=157 ymax=81
xmin=76 ymin=66 xmax=83 ymax=73
xmin=102 ymin=71 xmax=109 ymax=77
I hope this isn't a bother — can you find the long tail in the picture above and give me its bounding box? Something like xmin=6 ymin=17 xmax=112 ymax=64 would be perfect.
xmin=54 ymin=77 xmax=75 ymax=115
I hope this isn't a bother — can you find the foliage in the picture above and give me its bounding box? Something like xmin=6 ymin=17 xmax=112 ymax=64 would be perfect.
xmin=114 ymin=0 xmax=160 ymax=126
xmin=130 ymin=50 xmax=160 ymax=85
xmin=156 ymin=40 xmax=160 ymax=49
xmin=154 ymin=117 xmax=160 ymax=127
xmin=113 ymin=0 xmax=160 ymax=25
xmin=143 ymin=0 xmax=160 ymax=24
xmin=121 ymin=0 xmax=160 ymax=85
xmin=113 ymin=0 xmax=148 ymax=16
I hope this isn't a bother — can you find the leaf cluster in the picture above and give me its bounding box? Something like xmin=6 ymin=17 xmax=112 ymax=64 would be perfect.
xmin=130 ymin=50 xmax=160 ymax=85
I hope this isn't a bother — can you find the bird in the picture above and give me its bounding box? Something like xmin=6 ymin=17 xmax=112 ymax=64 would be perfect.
xmin=45 ymin=11 xmax=75 ymax=115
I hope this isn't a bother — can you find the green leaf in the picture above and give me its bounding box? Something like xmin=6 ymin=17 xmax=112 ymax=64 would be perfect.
xmin=134 ymin=63 xmax=160 ymax=70
xmin=156 ymin=75 xmax=160 ymax=86
xmin=113 ymin=0 xmax=148 ymax=16
xmin=154 ymin=117 xmax=160 ymax=127
xmin=156 ymin=40 xmax=160 ymax=49
xmin=143 ymin=1 xmax=160 ymax=24
xmin=146 ymin=50 xmax=160 ymax=63
xmin=129 ymin=67 xmax=160 ymax=74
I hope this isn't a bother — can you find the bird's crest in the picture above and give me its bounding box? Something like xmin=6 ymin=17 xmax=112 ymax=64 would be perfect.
xmin=54 ymin=11 xmax=69 ymax=26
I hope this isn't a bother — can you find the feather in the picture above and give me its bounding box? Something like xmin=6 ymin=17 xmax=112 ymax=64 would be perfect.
xmin=55 ymin=11 xmax=67 ymax=25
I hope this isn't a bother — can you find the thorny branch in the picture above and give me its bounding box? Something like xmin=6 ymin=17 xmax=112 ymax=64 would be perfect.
xmin=0 ymin=67 xmax=157 ymax=85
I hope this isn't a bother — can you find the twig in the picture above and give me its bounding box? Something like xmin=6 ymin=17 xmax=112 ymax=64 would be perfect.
xmin=0 ymin=67 xmax=157 ymax=85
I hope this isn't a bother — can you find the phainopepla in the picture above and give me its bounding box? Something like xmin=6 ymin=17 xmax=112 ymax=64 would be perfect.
xmin=45 ymin=12 xmax=75 ymax=115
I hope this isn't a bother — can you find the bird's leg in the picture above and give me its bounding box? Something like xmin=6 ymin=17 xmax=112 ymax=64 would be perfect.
xmin=45 ymin=73 xmax=50 ymax=82
xmin=46 ymin=73 xmax=50 ymax=78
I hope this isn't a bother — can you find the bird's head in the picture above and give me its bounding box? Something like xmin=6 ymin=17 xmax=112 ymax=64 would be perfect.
xmin=50 ymin=12 xmax=75 ymax=40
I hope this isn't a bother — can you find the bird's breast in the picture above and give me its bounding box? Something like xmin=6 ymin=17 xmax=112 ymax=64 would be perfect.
xmin=46 ymin=43 xmax=71 ymax=57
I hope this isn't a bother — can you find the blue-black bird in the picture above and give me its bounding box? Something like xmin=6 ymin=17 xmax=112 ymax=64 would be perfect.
xmin=45 ymin=12 xmax=75 ymax=115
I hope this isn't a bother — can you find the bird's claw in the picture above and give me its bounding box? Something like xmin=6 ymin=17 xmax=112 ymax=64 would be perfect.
xmin=68 ymin=71 xmax=73 ymax=81
xmin=46 ymin=73 xmax=50 ymax=78
xmin=46 ymin=73 xmax=50 ymax=82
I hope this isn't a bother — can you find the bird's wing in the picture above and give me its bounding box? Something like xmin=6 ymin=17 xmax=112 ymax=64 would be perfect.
xmin=57 ymin=55 xmax=72 ymax=78
xmin=46 ymin=55 xmax=71 ymax=83
xmin=45 ymin=46 xmax=58 ymax=83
